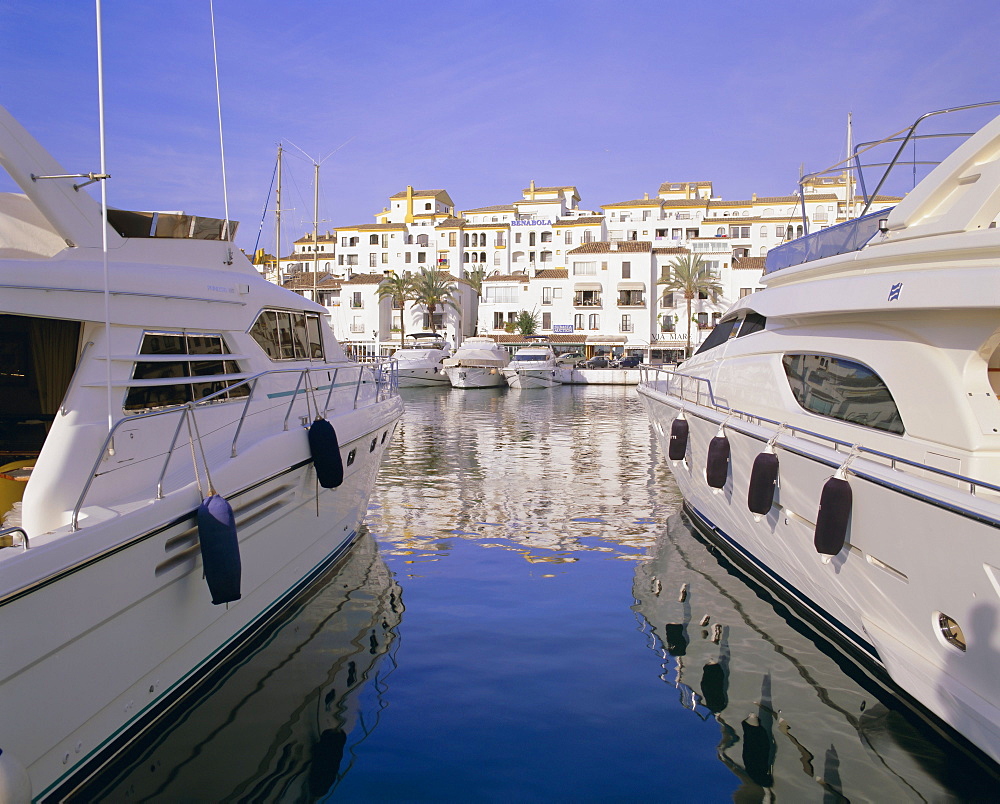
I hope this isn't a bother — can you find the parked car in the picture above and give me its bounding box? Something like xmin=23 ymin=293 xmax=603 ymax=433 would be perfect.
xmin=615 ymin=356 xmax=641 ymax=368
xmin=581 ymin=356 xmax=610 ymax=369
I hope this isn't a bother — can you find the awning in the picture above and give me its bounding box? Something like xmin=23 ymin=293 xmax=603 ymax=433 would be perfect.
xmin=586 ymin=334 xmax=627 ymax=344
xmin=617 ymin=281 xmax=645 ymax=291
xmin=574 ymin=282 xmax=603 ymax=291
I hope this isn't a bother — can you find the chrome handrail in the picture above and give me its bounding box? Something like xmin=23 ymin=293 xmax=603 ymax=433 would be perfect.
xmin=70 ymin=359 xmax=397 ymax=531
xmin=0 ymin=526 xmax=29 ymax=551
xmin=639 ymin=366 xmax=1000 ymax=499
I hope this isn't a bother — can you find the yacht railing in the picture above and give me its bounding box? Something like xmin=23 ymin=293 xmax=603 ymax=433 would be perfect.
xmin=639 ymin=366 xmax=1000 ymax=501
xmin=765 ymin=100 xmax=1000 ymax=277
xmin=70 ymin=358 xmax=397 ymax=531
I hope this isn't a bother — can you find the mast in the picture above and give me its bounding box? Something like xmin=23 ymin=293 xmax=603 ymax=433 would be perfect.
xmin=846 ymin=112 xmax=854 ymax=220
xmin=312 ymin=160 xmax=319 ymax=303
xmin=275 ymin=143 xmax=282 ymax=283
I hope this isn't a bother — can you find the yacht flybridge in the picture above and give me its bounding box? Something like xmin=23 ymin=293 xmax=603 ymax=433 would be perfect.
xmin=638 ymin=102 xmax=1000 ymax=766
xmin=0 ymin=104 xmax=402 ymax=800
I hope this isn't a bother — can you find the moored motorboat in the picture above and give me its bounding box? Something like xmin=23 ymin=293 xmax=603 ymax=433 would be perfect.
xmin=0 ymin=103 xmax=403 ymax=800
xmin=442 ymin=336 xmax=509 ymax=389
xmin=393 ymin=332 xmax=451 ymax=387
xmin=501 ymin=336 xmax=563 ymax=389
xmin=639 ymin=102 xmax=1000 ymax=766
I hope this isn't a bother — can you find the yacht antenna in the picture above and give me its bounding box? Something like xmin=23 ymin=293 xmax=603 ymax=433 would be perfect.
xmin=209 ymin=0 xmax=233 ymax=263
xmin=96 ymin=0 xmax=114 ymax=437
xmin=313 ymin=159 xmax=319 ymax=303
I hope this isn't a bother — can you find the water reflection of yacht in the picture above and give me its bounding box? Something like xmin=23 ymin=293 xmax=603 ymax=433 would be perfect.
xmin=632 ymin=515 xmax=1000 ymax=800
xmin=71 ymin=533 xmax=402 ymax=802
xmin=442 ymin=336 xmax=509 ymax=389
xmin=639 ymin=103 xmax=1000 ymax=765
xmin=394 ymin=333 xmax=451 ymax=387
xmin=501 ymin=336 xmax=562 ymax=389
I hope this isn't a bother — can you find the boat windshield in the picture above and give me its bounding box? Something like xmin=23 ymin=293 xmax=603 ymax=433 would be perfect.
xmin=764 ymin=209 xmax=891 ymax=274
xmin=106 ymin=209 xmax=238 ymax=240
xmin=513 ymin=354 xmax=549 ymax=362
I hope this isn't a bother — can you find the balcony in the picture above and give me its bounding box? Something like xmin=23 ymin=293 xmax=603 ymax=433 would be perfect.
xmin=350 ymin=301 xmax=363 ymax=309
xmin=617 ymin=293 xmax=645 ymax=307
xmin=574 ymin=295 xmax=602 ymax=307
xmin=350 ymin=324 xmax=366 ymax=333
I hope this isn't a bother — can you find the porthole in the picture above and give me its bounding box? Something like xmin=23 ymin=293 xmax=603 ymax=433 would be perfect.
xmin=346 ymin=449 xmax=357 ymax=467
xmin=369 ymin=438 xmax=377 ymax=452
xmin=381 ymin=430 xmax=388 ymax=444
xmin=937 ymin=612 xmax=967 ymax=652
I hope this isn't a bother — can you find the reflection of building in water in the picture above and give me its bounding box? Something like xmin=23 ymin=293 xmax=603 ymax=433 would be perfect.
xmin=631 ymin=515 xmax=999 ymax=801
xmin=371 ymin=386 xmax=680 ymax=562
xmin=75 ymin=534 xmax=402 ymax=802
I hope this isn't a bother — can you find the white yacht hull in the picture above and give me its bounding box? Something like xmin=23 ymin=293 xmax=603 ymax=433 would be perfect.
xmin=639 ymin=384 xmax=1000 ymax=765
xmin=395 ymin=367 xmax=450 ymax=387
xmin=0 ymin=398 xmax=402 ymax=800
xmin=444 ymin=366 xmax=506 ymax=389
xmin=502 ymin=367 xmax=562 ymax=389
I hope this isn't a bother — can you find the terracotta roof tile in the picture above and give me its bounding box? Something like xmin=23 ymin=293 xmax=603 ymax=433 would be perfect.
xmin=733 ymin=256 xmax=766 ymax=271
xmin=652 ymin=247 xmax=691 ymax=255
xmin=389 ymin=189 xmax=449 ymax=199
xmin=555 ymin=216 xmax=604 ymax=226
xmin=567 ymin=241 xmax=652 ymax=254
xmin=461 ymin=203 xmax=516 ymax=214
xmin=532 ymin=268 xmax=569 ymax=279
xmin=602 ymin=199 xmax=664 ymax=208
xmin=343 ymin=273 xmax=388 ymax=285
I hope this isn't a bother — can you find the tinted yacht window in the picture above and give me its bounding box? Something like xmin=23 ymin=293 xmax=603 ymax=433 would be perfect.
xmin=694 ymin=318 xmax=738 ymax=354
xmin=782 ymin=354 xmax=904 ymax=434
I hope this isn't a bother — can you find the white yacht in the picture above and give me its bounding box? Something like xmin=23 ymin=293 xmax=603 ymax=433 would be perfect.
xmin=0 ymin=104 xmax=403 ymax=801
xmin=501 ymin=336 xmax=563 ymax=389
xmin=393 ymin=333 xmax=450 ymax=387
xmin=442 ymin=336 xmax=509 ymax=389
xmin=638 ymin=103 xmax=1000 ymax=766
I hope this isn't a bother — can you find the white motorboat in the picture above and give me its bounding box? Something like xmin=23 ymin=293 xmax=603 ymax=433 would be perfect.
xmin=501 ymin=336 xmax=563 ymax=389
xmin=638 ymin=102 xmax=1000 ymax=766
xmin=393 ymin=333 xmax=450 ymax=387
xmin=0 ymin=103 xmax=403 ymax=801
xmin=442 ymin=336 xmax=509 ymax=389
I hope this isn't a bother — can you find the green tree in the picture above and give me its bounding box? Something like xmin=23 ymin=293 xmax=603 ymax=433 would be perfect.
xmin=657 ymin=254 xmax=722 ymax=358
xmin=411 ymin=267 xmax=460 ymax=333
xmin=514 ymin=309 xmax=540 ymax=336
xmin=465 ymin=266 xmax=487 ymax=298
xmin=377 ymin=271 xmax=415 ymax=342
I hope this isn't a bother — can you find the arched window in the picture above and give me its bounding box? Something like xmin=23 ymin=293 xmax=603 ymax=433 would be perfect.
xmin=796 ymin=225 xmax=804 ymax=237
xmin=529 ymin=232 xmax=536 ymax=246
xmin=759 ymin=246 xmax=767 ymax=256
xmin=786 ymin=225 xmax=794 ymax=240
xmin=541 ymin=232 xmax=552 ymax=243
xmin=480 ymin=252 xmax=486 ymax=262
xmin=763 ymin=208 xmax=774 ymax=217
xmin=417 ymin=234 xmax=429 ymax=246
xmin=369 ymin=234 xmax=378 ymax=245
xmin=463 ymin=252 xmax=470 ymax=263
xmin=406 ymin=235 xmax=413 ymax=245
xmin=717 ymin=227 xmax=726 ymax=236
xmin=540 ymin=251 xmax=552 ymax=263
xmin=464 ymin=233 xmax=470 ymax=247
xmin=759 ymin=226 xmax=767 ymax=238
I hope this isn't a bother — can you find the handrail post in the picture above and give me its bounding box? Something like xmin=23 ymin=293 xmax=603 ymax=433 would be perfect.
xmin=0 ymin=526 xmax=29 ymax=550
xmin=283 ymin=370 xmax=307 ymax=431
xmin=157 ymin=407 xmax=191 ymax=499
xmin=323 ymin=367 xmax=339 ymax=417
xmin=353 ymin=365 xmax=364 ymax=410
xmin=230 ymin=377 xmax=259 ymax=457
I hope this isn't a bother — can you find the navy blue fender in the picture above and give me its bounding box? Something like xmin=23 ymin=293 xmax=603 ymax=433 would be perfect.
xmin=668 ymin=417 xmax=688 ymax=460
xmin=309 ymin=418 xmax=344 ymax=489
xmin=747 ymin=451 xmax=779 ymax=515
xmin=815 ymin=476 xmax=852 ymax=557
xmin=706 ymin=435 xmax=730 ymax=489
xmin=198 ymin=494 xmax=241 ymax=605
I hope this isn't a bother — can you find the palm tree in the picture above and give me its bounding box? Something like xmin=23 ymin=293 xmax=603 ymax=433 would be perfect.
xmin=465 ymin=266 xmax=487 ymax=298
xmin=657 ymin=253 xmax=722 ymax=358
xmin=411 ymin=267 xmax=460 ymax=334
xmin=377 ymin=271 xmax=415 ymax=343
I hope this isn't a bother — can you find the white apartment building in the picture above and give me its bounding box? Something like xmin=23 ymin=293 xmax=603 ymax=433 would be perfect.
xmin=272 ymin=175 xmax=898 ymax=361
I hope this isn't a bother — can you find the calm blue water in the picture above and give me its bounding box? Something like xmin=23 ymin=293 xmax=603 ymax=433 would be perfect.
xmin=80 ymin=385 xmax=999 ymax=802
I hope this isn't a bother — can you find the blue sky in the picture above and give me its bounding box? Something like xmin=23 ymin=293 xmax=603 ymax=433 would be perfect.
xmin=3 ymin=1 xmax=999 ymax=256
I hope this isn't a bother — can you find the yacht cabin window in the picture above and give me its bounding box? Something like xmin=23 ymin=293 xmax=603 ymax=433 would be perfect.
xmin=249 ymin=309 xmax=325 ymax=361
xmin=782 ymin=354 xmax=905 ymax=435
xmin=124 ymin=331 xmax=248 ymax=412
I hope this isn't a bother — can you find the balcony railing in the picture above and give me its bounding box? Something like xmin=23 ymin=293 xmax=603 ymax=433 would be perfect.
xmin=350 ymin=324 xmax=366 ymax=333
xmin=574 ymin=297 xmax=602 ymax=307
